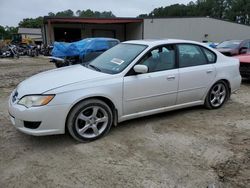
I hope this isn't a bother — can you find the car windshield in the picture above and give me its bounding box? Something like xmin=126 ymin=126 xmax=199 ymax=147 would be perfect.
xmin=87 ymin=43 xmax=147 ymax=74
xmin=216 ymin=40 xmax=242 ymax=49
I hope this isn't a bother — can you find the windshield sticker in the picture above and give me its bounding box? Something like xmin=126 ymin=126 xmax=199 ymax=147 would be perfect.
xmin=110 ymin=58 xmax=124 ymax=65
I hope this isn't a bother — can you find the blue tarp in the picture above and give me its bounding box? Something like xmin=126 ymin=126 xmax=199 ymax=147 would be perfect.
xmin=52 ymin=38 xmax=117 ymax=58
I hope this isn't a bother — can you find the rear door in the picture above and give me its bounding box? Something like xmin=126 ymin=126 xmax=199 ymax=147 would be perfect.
xmin=176 ymin=44 xmax=217 ymax=104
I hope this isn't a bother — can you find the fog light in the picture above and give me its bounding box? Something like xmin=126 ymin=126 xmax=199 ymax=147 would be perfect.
xmin=23 ymin=121 xmax=41 ymax=129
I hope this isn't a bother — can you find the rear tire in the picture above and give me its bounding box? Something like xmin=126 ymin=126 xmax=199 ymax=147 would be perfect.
xmin=205 ymin=81 xmax=229 ymax=109
xmin=67 ymin=99 xmax=113 ymax=142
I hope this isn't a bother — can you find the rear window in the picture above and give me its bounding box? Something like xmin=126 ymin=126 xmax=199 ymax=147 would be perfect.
xmin=202 ymin=47 xmax=216 ymax=63
xmin=178 ymin=44 xmax=207 ymax=68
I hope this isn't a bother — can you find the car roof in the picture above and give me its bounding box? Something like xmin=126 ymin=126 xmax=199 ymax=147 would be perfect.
xmin=91 ymin=37 xmax=120 ymax=41
xmin=219 ymin=39 xmax=250 ymax=44
xmin=123 ymin=39 xmax=206 ymax=47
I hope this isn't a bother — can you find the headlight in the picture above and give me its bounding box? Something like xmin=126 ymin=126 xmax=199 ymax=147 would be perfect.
xmin=18 ymin=95 xmax=55 ymax=108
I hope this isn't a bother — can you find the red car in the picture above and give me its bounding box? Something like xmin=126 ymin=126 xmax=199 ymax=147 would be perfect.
xmin=216 ymin=39 xmax=250 ymax=56
xmin=234 ymin=53 xmax=250 ymax=79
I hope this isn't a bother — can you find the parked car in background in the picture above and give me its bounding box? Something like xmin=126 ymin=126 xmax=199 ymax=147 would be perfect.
xmin=216 ymin=39 xmax=250 ymax=56
xmin=8 ymin=39 xmax=241 ymax=142
xmin=234 ymin=53 xmax=250 ymax=79
xmin=203 ymin=42 xmax=218 ymax=48
xmin=50 ymin=38 xmax=120 ymax=68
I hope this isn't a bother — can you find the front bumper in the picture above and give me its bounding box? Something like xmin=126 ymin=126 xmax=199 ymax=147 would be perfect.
xmin=8 ymin=94 xmax=70 ymax=136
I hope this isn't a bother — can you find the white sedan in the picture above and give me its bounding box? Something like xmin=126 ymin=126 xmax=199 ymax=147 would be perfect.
xmin=8 ymin=39 xmax=241 ymax=142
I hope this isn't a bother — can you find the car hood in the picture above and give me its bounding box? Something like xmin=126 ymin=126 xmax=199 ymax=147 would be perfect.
xmin=216 ymin=48 xmax=239 ymax=56
xmin=216 ymin=48 xmax=233 ymax=53
xmin=16 ymin=65 xmax=109 ymax=97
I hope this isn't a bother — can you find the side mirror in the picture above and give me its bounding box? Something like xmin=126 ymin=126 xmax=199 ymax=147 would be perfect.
xmin=239 ymin=47 xmax=248 ymax=54
xmin=133 ymin=64 xmax=148 ymax=74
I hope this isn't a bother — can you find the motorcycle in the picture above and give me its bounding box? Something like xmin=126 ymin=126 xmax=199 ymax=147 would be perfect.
xmin=42 ymin=45 xmax=53 ymax=56
xmin=0 ymin=45 xmax=19 ymax=58
xmin=27 ymin=45 xmax=38 ymax=57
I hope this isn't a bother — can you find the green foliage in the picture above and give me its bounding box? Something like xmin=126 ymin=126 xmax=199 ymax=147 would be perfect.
xmin=0 ymin=25 xmax=5 ymax=40
xmin=138 ymin=0 xmax=250 ymax=25
xmin=18 ymin=17 xmax=43 ymax=28
xmin=228 ymin=0 xmax=250 ymax=25
xmin=47 ymin=9 xmax=116 ymax=18
xmin=54 ymin=9 xmax=74 ymax=17
xmin=14 ymin=9 xmax=116 ymax=32
xmin=75 ymin=9 xmax=115 ymax=18
xmin=0 ymin=26 xmax=18 ymax=40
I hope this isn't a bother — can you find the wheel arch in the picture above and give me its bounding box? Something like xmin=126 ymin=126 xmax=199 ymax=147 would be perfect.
xmin=204 ymin=78 xmax=232 ymax=101
xmin=219 ymin=79 xmax=231 ymax=96
xmin=65 ymin=96 xmax=118 ymax=131
xmin=204 ymin=78 xmax=231 ymax=109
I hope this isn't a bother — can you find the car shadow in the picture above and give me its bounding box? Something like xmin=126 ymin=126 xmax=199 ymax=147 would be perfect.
xmin=111 ymin=105 xmax=205 ymax=133
xmin=18 ymin=105 xmax=205 ymax=146
xmin=17 ymin=130 xmax=76 ymax=147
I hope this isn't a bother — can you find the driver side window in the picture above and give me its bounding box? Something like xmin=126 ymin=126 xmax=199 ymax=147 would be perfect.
xmin=139 ymin=45 xmax=175 ymax=73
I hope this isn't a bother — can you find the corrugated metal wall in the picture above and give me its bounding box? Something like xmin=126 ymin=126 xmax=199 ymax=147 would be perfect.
xmin=143 ymin=17 xmax=250 ymax=42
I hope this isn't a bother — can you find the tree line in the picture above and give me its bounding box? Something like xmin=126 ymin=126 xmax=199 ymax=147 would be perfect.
xmin=16 ymin=9 xmax=115 ymax=29
xmin=138 ymin=0 xmax=250 ymax=25
xmin=0 ymin=9 xmax=115 ymax=39
xmin=0 ymin=0 xmax=250 ymax=39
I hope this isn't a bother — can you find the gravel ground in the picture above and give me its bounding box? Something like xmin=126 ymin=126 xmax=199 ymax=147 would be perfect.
xmin=0 ymin=57 xmax=249 ymax=188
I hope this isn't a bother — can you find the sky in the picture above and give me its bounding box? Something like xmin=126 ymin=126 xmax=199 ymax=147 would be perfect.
xmin=0 ymin=0 xmax=191 ymax=26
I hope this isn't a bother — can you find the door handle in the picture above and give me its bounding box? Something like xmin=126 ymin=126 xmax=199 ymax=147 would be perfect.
xmin=167 ymin=75 xmax=175 ymax=80
xmin=206 ymin=70 xmax=213 ymax=74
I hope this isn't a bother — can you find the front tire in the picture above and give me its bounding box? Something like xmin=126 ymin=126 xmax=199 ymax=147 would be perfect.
xmin=67 ymin=99 xmax=113 ymax=142
xmin=205 ymin=81 xmax=229 ymax=109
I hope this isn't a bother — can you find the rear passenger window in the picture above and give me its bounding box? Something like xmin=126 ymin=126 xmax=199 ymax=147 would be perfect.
xmin=203 ymin=48 xmax=216 ymax=63
xmin=178 ymin=44 xmax=207 ymax=68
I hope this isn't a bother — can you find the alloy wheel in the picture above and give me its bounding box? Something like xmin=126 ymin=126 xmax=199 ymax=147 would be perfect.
xmin=209 ymin=83 xmax=226 ymax=108
xmin=75 ymin=106 xmax=108 ymax=139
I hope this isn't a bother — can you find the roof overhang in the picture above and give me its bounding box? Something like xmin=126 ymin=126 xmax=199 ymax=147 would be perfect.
xmin=44 ymin=17 xmax=143 ymax=24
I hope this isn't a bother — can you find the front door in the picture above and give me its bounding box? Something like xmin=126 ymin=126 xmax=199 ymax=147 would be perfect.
xmin=123 ymin=45 xmax=179 ymax=115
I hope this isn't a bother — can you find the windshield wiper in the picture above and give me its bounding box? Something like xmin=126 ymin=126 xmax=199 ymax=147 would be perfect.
xmin=88 ymin=64 xmax=101 ymax=72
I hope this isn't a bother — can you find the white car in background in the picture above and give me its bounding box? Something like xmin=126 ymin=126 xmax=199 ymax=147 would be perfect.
xmin=8 ymin=39 xmax=241 ymax=142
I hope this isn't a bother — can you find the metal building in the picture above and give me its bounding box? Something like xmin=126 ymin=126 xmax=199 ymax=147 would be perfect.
xmin=42 ymin=17 xmax=143 ymax=45
xmin=144 ymin=17 xmax=250 ymax=42
xmin=18 ymin=28 xmax=42 ymax=44
xmin=42 ymin=17 xmax=250 ymax=45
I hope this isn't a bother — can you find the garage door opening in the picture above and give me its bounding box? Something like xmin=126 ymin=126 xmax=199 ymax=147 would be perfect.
xmin=92 ymin=29 xmax=116 ymax=38
xmin=54 ymin=28 xmax=81 ymax=42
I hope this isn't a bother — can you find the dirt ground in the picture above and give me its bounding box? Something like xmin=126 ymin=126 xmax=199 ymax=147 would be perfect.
xmin=0 ymin=57 xmax=249 ymax=188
